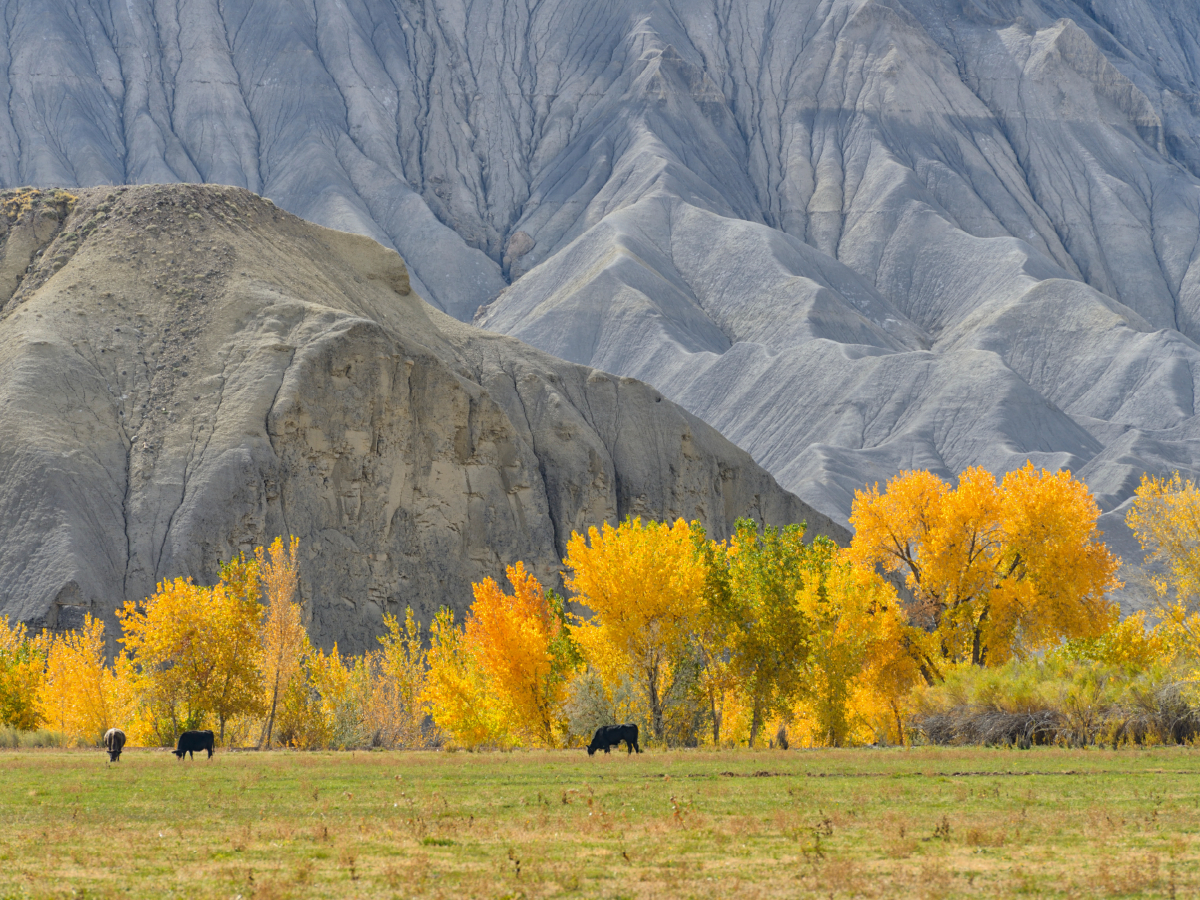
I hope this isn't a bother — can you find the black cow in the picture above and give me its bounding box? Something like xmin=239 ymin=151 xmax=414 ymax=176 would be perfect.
xmin=103 ymin=727 xmax=126 ymax=762
xmin=587 ymin=723 xmax=640 ymax=756
xmin=173 ymin=730 xmax=215 ymax=760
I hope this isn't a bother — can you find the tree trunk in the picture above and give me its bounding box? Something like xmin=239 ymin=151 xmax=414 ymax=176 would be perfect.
xmin=260 ymin=668 xmax=282 ymax=750
xmin=971 ymin=605 xmax=990 ymax=666
xmin=749 ymin=697 xmax=763 ymax=748
xmin=647 ymin=664 xmax=664 ymax=744
xmin=710 ymin=692 xmax=721 ymax=747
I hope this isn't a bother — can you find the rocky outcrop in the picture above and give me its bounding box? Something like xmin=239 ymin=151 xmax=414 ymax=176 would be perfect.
xmin=0 ymin=185 xmax=839 ymax=652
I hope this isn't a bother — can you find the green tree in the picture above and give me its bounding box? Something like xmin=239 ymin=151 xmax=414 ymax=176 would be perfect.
xmin=721 ymin=519 xmax=834 ymax=747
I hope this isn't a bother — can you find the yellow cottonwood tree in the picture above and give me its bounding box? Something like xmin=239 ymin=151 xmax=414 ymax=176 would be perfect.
xmin=1127 ymin=473 xmax=1200 ymax=662
xmin=565 ymin=517 xmax=706 ymax=744
xmin=119 ymin=566 xmax=268 ymax=743
xmin=424 ymin=608 xmax=508 ymax=748
xmin=850 ymin=464 xmax=1120 ymax=673
xmin=209 ymin=555 xmax=265 ymax=742
xmin=690 ymin=527 xmax=738 ymax=746
xmin=466 ymin=562 xmax=577 ymax=747
xmin=793 ymin=560 xmax=920 ymax=746
xmin=305 ymin=644 xmax=373 ymax=749
xmin=118 ymin=578 xmax=214 ymax=737
xmin=0 ymin=616 xmax=46 ymax=731
xmin=39 ymin=614 xmax=120 ymax=745
xmin=370 ymin=608 xmax=430 ymax=748
xmin=256 ymin=536 xmax=306 ymax=749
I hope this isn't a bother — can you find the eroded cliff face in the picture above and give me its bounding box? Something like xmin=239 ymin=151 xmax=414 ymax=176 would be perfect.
xmin=0 ymin=185 xmax=837 ymax=652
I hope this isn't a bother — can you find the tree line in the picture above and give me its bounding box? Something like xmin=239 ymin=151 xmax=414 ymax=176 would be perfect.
xmin=2 ymin=463 xmax=1199 ymax=750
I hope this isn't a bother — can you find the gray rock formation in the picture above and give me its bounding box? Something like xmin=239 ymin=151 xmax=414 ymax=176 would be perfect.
xmin=3 ymin=0 xmax=1200 ymax=607
xmin=0 ymin=185 xmax=840 ymax=652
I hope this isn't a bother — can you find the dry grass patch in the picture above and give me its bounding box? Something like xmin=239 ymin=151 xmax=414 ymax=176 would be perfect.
xmin=0 ymin=747 xmax=1197 ymax=897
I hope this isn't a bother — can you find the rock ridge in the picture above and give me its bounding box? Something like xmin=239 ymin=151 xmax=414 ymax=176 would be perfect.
xmin=0 ymin=184 xmax=838 ymax=652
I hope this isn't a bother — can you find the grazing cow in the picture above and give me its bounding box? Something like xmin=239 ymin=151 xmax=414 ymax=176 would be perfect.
xmin=173 ymin=730 xmax=215 ymax=760
xmin=587 ymin=723 xmax=640 ymax=756
xmin=103 ymin=728 xmax=126 ymax=762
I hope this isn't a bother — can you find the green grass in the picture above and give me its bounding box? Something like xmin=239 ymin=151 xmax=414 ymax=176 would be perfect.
xmin=0 ymin=747 xmax=1197 ymax=898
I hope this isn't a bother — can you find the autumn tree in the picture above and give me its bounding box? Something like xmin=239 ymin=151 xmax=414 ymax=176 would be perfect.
xmin=565 ymin=517 xmax=706 ymax=744
xmin=690 ymin=526 xmax=738 ymax=746
xmin=208 ymin=555 xmax=266 ymax=742
xmin=465 ymin=563 xmax=579 ymax=747
xmin=0 ymin=616 xmax=45 ymax=731
xmin=256 ymin=536 xmax=306 ymax=749
xmin=718 ymin=519 xmax=834 ymax=747
xmin=370 ymin=608 xmax=431 ymax=748
xmin=303 ymin=644 xmax=374 ymax=750
xmin=424 ymin=607 xmax=508 ymax=748
xmin=793 ymin=559 xmax=920 ymax=746
xmin=1126 ymin=473 xmax=1200 ymax=663
xmin=39 ymin=614 xmax=120 ymax=745
xmin=119 ymin=566 xmax=267 ymax=743
xmin=850 ymin=464 xmax=1120 ymax=675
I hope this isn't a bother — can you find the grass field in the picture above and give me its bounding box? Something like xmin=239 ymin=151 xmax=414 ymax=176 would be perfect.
xmin=0 ymin=747 xmax=1197 ymax=899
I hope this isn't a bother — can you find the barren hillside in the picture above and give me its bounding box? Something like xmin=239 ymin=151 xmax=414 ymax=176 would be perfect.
xmin=0 ymin=185 xmax=835 ymax=651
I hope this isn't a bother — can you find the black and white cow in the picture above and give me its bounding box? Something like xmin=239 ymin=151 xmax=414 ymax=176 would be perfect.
xmin=103 ymin=728 xmax=126 ymax=762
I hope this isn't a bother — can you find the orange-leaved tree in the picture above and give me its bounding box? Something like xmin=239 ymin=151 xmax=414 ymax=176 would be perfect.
xmin=39 ymin=614 xmax=121 ymax=745
xmin=465 ymin=562 xmax=578 ymax=747
xmin=0 ymin=615 xmax=46 ymax=731
xmin=565 ymin=517 xmax=706 ymax=744
xmin=424 ymin=607 xmax=508 ymax=748
xmin=256 ymin=536 xmax=306 ymax=749
xmin=850 ymin=464 xmax=1120 ymax=675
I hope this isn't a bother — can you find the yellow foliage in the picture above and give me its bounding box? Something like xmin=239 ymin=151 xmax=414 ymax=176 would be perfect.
xmin=424 ymin=608 xmax=509 ymax=748
xmin=370 ymin=608 xmax=431 ymax=749
xmin=256 ymin=536 xmax=306 ymax=748
xmin=566 ymin=518 xmax=707 ymax=744
xmin=1128 ymin=472 xmax=1200 ymax=662
xmin=466 ymin=563 xmax=574 ymax=747
xmin=721 ymin=519 xmax=828 ymax=746
xmin=39 ymin=615 xmax=121 ymax=746
xmin=850 ymin=464 xmax=1120 ymax=671
xmin=1057 ymin=611 xmax=1177 ymax=671
xmin=303 ymin=644 xmax=374 ymax=750
xmin=0 ymin=616 xmax=46 ymax=731
xmin=792 ymin=559 xmax=919 ymax=746
xmin=118 ymin=565 xmax=266 ymax=744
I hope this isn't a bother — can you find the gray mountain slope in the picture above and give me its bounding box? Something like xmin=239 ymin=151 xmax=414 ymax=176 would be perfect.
xmin=3 ymin=0 xmax=1200 ymax=605
xmin=0 ymin=185 xmax=837 ymax=652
